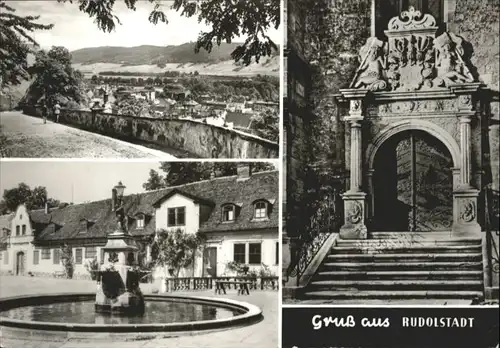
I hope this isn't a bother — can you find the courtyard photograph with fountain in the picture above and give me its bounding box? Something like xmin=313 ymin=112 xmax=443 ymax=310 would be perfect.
xmin=0 ymin=161 xmax=279 ymax=348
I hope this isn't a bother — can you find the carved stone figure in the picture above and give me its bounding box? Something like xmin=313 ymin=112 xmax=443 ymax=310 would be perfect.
xmin=386 ymin=55 xmax=401 ymax=91
xmin=420 ymin=48 xmax=435 ymax=88
xmin=433 ymin=33 xmax=474 ymax=87
xmin=460 ymin=200 xmax=475 ymax=223
xmin=116 ymin=207 xmax=127 ymax=232
xmin=347 ymin=202 xmax=363 ymax=224
xmin=353 ymin=38 xmax=387 ymax=91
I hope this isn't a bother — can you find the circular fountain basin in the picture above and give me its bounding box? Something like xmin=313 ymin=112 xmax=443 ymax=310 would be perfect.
xmin=0 ymin=293 xmax=262 ymax=336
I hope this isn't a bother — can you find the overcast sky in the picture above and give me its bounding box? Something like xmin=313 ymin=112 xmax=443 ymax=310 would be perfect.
xmin=0 ymin=161 xmax=162 ymax=204
xmin=11 ymin=1 xmax=281 ymax=51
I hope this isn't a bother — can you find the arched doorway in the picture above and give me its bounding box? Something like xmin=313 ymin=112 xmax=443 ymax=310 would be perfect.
xmin=372 ymin=130 xmax=454 ymax=232
xmin=16 ymin=251 xmax=25 ymax=275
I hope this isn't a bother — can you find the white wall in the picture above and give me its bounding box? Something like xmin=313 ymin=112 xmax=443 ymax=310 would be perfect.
xmin=155 ymin=193 xmax=200 ymax=234
xmin=202 ymin=229 xmax=279 ymax=277
xmin=0 ymin=205 xmax=35 ymax=275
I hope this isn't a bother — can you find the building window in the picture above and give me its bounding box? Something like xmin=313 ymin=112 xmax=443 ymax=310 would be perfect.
xmin=254 ymin=201 xmax=268 ymax=219
xmin=375 ymin=0 xmax=444 ymax=39
xmin=276 ymin=241 xmax=279 ymax=265
xmin=75 ymin=248 xmax=83 ymax=264
xmin=222 ymin=204 xmax=235 ymax=222
xmin=41 ymin=248 xmax=50 ymax=260
xmin=21 ymin=225 xmax=26 ymax=235
xmin=53 ymin=249 xmax=60 ymax=265
xmin=233 ymin=243 xmax=246 ymax=264
xmin=85 ymin=246 xmax=97 ymax=259
xmin=79 ymin=220 xmax=87 ymax=234
xmin=168 ymin=207 xmax=185 ymax=226
xmin=15 ymin=225 xmax=20 ymax=236
xmin=3 ymin=251 xmax=8 ymax=264
xmin=0 ymin=252 xmax=2 ymax=260
xmin=248 ymin=243 xmax=262 ymax=265
xmin=136 ymin=214 xmax=145 ymax=229
xmin=33 ymin=250 xmax=39 ymax=265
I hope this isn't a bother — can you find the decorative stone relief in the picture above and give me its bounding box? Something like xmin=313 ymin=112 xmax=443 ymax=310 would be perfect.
xmin=458 ymin=94 xmax=473 ymax=110
xmin=460 ymin=199 xmax=476 ymax=223
xmin=347 ymin=201 xmax=363 ymax=224
xmin=350 ymin=99 xmax=362 ymax=113
xmin=372 ymin=99 xmax=457 ymax=117
xmin=430 ymin=117 xmax=461 ymax=145
xmin=349 ymin=7 xmax=476 ymax=92
xmin=387 ymin=7 xmax=437 ymax=30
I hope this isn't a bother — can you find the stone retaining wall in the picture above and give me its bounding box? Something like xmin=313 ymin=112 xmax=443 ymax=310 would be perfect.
xmin=22 ymin=106 xmax=278 ymax=159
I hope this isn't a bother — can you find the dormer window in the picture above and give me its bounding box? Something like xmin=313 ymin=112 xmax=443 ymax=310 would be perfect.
xmin=254 ymin=200 xmax=269 ymax=220
xmin=136 ymin=214 xmax=145 ymax=229
xmin=222 ymin=204 xmax=236 ymax=222
xmin=168 ymin=207 xmax=185 ymax=227
xmin=79 ymin=219 xmax=88 ymax=234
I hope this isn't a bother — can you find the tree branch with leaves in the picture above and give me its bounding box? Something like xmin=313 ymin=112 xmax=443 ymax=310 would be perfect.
xmin=0 ymin=1 xmax=53 ymax=89
xmin=150 ymin=228 xmax=206 ymax=278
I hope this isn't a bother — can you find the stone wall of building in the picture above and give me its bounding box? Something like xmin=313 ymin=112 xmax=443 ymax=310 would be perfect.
xmin=450 ymin=0 xmax=500 ymax=190
xmin=23 ymin=106 xmax=278 ymax=159
xmin=305 ymin=0 xmax=371 ymax=190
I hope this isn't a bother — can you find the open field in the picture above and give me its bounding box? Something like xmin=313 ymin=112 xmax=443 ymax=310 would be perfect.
xmin=73 ymin=56 xmax=280 ymax=78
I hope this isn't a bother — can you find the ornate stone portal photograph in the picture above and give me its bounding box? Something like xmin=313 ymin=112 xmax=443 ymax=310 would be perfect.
xmin=283 ymin=0 xmax=499 ymax=306
xmin=0 ymin=161 xmax=279 ymax=347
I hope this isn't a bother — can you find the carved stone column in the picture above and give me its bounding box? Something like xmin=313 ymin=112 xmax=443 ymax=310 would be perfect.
xmin=340 ymin=97 xmax=368 ymax=239
xmin=366 ymin=168 xmax=375 ymax=220
xmin=452 ymin=92 xmax=481 ymax=236
xmin=459 ymin=113 xmax=472 ymax=187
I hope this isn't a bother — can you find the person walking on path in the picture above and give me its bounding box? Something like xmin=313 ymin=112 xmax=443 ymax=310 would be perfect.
xmin=54 ymin=103 xmax=61 ymax=123
xmin=42 ymin=102 xmax=48 ymax=124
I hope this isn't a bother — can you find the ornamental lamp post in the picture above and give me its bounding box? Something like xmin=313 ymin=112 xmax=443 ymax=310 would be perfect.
xmin=114 ymin=181 xmax=126 ymax=202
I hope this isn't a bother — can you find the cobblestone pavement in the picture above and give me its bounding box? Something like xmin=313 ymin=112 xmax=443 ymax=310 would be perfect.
xmin=0 ymin=112 xmax=174 ymax=158
xmin=0 ymin=275 xmax=278 ymax=348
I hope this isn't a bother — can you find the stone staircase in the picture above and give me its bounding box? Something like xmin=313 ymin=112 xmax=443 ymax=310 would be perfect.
xmin=302 ymin=232 xmax=484 ymax=301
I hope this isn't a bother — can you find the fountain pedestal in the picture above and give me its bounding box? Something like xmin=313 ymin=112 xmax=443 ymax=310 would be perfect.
xmin=95 ymin=230 xmax=145 ymax=315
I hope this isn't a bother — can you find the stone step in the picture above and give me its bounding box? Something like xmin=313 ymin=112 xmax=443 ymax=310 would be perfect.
xmin=336 ymin=238 xmax=482 ymax=246
xmin=325 ymin=253 xmax=482 ymax=262
xmin=367 ymin=232 xmax=481 ymax=241
xmin=308 ymin=279 xmax=483 ymax=291
xmin=320 ymin=261 xmax=483 ymax=271
xmin=331 ymin=245 xmax=481 ymax=254
xmin=314 ymin=270 xmax=483 ymax=280
xmin=301 ymin=290 xmax=483 ymax=300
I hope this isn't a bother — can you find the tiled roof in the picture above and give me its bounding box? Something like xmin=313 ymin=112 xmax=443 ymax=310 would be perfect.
xmin=32 ymin=170 xmax=278 ymax=242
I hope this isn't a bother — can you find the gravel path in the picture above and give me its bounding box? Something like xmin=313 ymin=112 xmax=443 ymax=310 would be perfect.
xmin=0 ymin=112 xmax=175 ymax=158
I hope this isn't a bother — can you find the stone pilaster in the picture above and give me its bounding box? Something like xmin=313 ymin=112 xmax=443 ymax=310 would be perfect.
xmin=452 ymin=89 xmax=481 ymax=236
xmin=340 ymin=95 xmax=369 ymax=239
xmin=458 ymin=113 xmax=473 ymax=188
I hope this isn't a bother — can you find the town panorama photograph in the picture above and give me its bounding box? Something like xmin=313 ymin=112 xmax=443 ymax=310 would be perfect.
xmin=0 ymin=0 xmax=280 ymax=159
xmin=0 ymin=0 xmax=282 ymax=348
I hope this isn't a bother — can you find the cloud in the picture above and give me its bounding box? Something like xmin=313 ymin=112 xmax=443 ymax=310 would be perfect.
xmin=9 ymin=1 xmax=281 ymax=51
